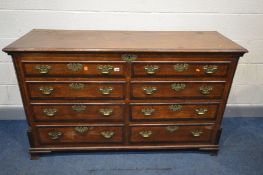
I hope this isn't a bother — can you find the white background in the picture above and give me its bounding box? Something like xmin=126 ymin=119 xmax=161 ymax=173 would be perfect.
xmin=0 ymin=0 xmax=263 ymax=118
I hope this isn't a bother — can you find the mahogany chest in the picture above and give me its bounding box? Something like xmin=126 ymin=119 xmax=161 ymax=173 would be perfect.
xmin=3 ymin=30 xmax=247 ymax=159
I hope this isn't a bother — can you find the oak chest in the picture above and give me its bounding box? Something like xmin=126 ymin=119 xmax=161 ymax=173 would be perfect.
xmin=3 ymin=30 xmax=247 ymax=159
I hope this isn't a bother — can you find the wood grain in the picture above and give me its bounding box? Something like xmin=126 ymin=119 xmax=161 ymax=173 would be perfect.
xmin=28 ymin=81 xmax=126 ymax=99
xmin=3 ymin=29 xmax=247 ymax=53
xmin=130 ymin=103 xmax=219 ymax=121
xmin=131 ymin=82 xmax=225 ymax=99
xmin=132 ymin=62 xmax=229 ymax=77
xmin=23 ymin=62 xmax=126 ymax=77
xmin=37 ymin=125 xmax=124 ymax=144
xmin=31 ymin=103 xmax=124 ymax=122
xmin=129 ymin=124 xmax=214 ymax=143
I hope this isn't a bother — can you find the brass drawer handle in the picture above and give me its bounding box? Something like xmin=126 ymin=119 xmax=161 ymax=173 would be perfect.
xmin=171 ymin=83 xmax=186 ymax=91
xmin=141 ymin=108 xmax=155 ymax=116
xmin=101 ymin=131 xmax=115 ymax=139
xmin=203 ymin=65 xmax=218 ymax=74
xmin=67 ymin=63 xmax=83 ymax=72
xmin=72 ymin=105 xmax=86 ymax=112
xmin=165 ymin=126 xmax=179 ymax=133
xmin=191 ymin=130 xmax=203 ymax=137
xmin=144 ymin=65 xmax=159 ymax=74
xmin=139 ymin=131 xmax=152 ymax=138
xmin=69 ymin=83 xmax=85 ymax=90
xmin=174 ymin=64 xmax=189 ymax=72
xmin=97 ymin=65 xmax=114 ymax=74
xmin=199 ymin=85 xmax=213 ymax=95
xmin=74 ymin=126 xmax=89 ymax=135
xmin=39 ymin=86 xmax=54 ymax=95
xmin=99 ymin=108 xmax=113 ymax=116
xmin=48 ymin=130 xmax=63 ymax=140
xmin=99 ymin=87 xmax=113 ymax=95
xmin=43 ymin=108 xmax=57 ymax=117
xmin=35 ymin=65 xmax=51 ymax=74
xmin=121 ymin=54 xmax=137 ymax=62
xmin=195 ymin=108 xmax=208 ymax=115
xmin=169 ymin=104 xmax=182 ymax=112
xmin=143 ymin=87 xmax=157 ymax=95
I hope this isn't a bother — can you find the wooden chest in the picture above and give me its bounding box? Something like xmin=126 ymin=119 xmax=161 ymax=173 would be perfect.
xmin=3 ymin=30 xmax=247 ymax=159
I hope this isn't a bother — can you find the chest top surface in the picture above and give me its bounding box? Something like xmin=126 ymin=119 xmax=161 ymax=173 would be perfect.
xmin=3 ymin=29 xmax=247 ymax=53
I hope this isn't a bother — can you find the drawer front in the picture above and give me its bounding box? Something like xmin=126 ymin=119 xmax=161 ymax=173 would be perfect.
xmin=130 ymin=125 xmax=214 ymax=143
xmin=132 ymin=62 xmax=229 ymax=77
xmin=24 ymin=62 xmax=125 ymax=77
xmin=131 ymin=82 xmax=225 ymax=99
xmin=37 ymin=126 xmax=123 ymax=144
xmin=131 ymin=103 xmax=219 ymax=121
xmin=28 ymin=82 xmax=125 ymax=99
xmin=32 ymin=104 xmax=124 ymax=122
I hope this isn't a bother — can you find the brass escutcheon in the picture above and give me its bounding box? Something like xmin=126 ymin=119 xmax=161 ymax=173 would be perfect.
xmin=174 ymin=64 xmax=189 ymax=72
xmin=72 ymin=105 xmax=86 ymax=112
xmin=39 ymin=86 xmax=54 ymax=95
xmin=171 ymin=83 xmax=186 ymax=91
xmin=101 ymin=131 xmax=115 ymax=139
xmin=35 ymin=65 xmax=51 ymax=74
xmin=165 ymin=126 xmax=179 ymax=133
xmin=99 ymin=87 xmax=113 ymax=95
xmin=142 ymin=87 xmax=157 ymax=95
xmin=67 ymin=63 xmax=83 ymax=72
xmin=191 ymin=130 xmax=203 ymax=137
xmin=74 ymin=126 xmax=89 ymax=135
xmin=144 ymin=65 xmax=159 ymax=74
xmin=48 ymin=130 xmax=63 ymax=140
xmin=141 ymin=108 xmax=155 ymax=116
xmin=69 ymin=83 xmax=85 ymax=90
xmin=139 ymin=131 xmax=152 ymax=138
xmin=43 ymin=108 xmax=57 ymax=117
xmin=99 ymin=108 xmax=113 ymax=116
xmin=195 ymin=108 xmax=208 ymax=115
xmin=169 ymin=104 xmax=182 ymax=112
xmin=203 ymin=65 xmax=218 ymax=74
xmin=121 ymin=54 xmax=137 ymax=62
xmin=199 ymin=85 xmax=213 ymax=95
xmin=97 ymin=65 xmax=114 ymax=74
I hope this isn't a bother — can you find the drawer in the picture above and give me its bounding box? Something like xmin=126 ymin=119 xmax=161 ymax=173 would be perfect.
xmin=23 ymin=62 xmax=126 ymax=77
xmin=32 ymin=104 xmax=124 ymax=122
xmin=27 ymin=82 xmax=125 ymax=99
xmin=131 ymin=103 xmax=219 ymax=121
xmin=132 ymin=62 xmax=229 ymax=77
xmin=130 ymin=124 xmax=214 ymax=143
xmin=131 ymin=82 xmax=225 ymax=99
xmin=37 ymin=125 xmax=124 ymax=144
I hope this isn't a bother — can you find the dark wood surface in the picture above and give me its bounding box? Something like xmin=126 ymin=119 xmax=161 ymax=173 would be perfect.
xmin=28 ymin=82 xmax=126 ymax=99
xmin=129 ymin=124 xmax=214 ymax=143
xmin=130 ymin=103 xmax=219 ymax=121
xmin=31 ymin=104 xmax=124 ymax=122
xmin=37 ymin=126 xmax=124 ymax=144
xmin=132 ymin=62 xmax=229 ymax=77
xmin=3 ymin=30 xmax=247 ymax=159
xmin=131 ymin=82 xmax=225 ymax=99
xmin=3 ymin=29 xmax=247 ymax=53
xmin=24 ymin=62 xmax=126 ymax=77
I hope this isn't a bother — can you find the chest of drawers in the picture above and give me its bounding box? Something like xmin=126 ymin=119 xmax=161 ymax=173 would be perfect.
xmin=3 ymin=30 xmax=247 ymax=159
